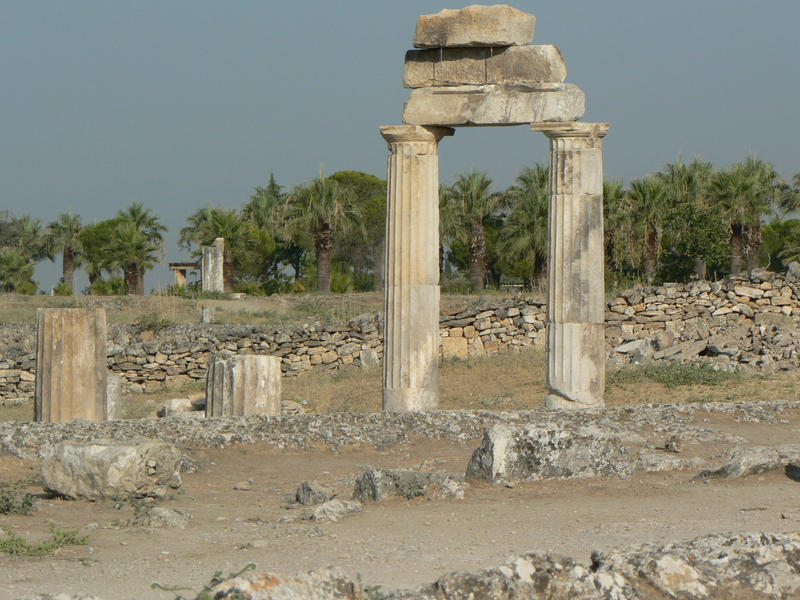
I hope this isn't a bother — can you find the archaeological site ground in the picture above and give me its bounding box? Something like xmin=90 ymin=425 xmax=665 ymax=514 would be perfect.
xmin=2 ymin=4 xmax=800 ymax=600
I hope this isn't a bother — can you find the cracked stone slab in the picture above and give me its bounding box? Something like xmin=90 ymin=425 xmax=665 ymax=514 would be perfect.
xmin=413 ymin=5 xmax=536 ymax=48
xmin=402 ymin=83 xmax=585 ymax=126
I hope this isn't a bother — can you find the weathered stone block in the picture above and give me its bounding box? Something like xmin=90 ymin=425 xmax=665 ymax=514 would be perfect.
xmin=466 ymin=424 xmax=631 ymax=483
xmin=413 ymin=5 xmax=536 ymax=48
xmin=35 ymin=308 xmax=107 ymax=423
xmin=441 ymin=336 xmax=469 ymax=359
xmin=404 ymin=45 xmax=566 ymax=88
xmin=402 ymin=83 xmax=585 ymax=126
xmin=41 ymin=439 xmax=182 ymax=500
xmin=205 ymin=354 xmax=281 ymax=417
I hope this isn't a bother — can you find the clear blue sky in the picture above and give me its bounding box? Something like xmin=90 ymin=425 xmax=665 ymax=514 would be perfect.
xmin=2 ymin=1 xmax=799 ymax=291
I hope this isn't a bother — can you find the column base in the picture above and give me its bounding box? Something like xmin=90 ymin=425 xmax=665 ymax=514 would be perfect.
xmin=383 ymin=387 xmax=439 ymax=412
xmin=545 ymin=392 xmax=604 ymax=410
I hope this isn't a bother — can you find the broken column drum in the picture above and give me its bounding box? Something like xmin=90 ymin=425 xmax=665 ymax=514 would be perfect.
xmin=380 ymin=125 xmax=453 ymax=412
xmin=382 ymin=5 xmax=609 ymax=410
xmin=35 ymin=308 xmax=107 ymax=422
xmin=205 ymin=354 xmax=281 ymax=417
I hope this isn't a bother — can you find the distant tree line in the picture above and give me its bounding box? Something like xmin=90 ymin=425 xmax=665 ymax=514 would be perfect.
xmin=2 ymin=157 xmax=799 ymax=296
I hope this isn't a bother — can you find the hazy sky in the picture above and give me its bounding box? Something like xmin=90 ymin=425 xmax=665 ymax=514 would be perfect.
xmin=2 ymin=1 xmax=799 ymax=291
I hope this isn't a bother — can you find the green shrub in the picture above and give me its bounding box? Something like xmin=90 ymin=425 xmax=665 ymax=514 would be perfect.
xmin=233 ymin=280 xmax=267 ymax=296
xmin=136 ymin=311 xmax=174 ymax=332
xmin=0 ymin=478 xmax=36 ymax=515
xmin=0 ymin=524 xmax=88 ymax=556
xmin=89 ymin=277 xmax=126 ymax=296
xmin=607 ymin=362 xmax=743 ymax=388
xmin=52 ymin=282 xmax=73 ymax=296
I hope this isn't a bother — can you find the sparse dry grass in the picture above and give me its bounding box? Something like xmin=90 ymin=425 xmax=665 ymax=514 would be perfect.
xmin=3 ymin=351 xmax=797 ymax=422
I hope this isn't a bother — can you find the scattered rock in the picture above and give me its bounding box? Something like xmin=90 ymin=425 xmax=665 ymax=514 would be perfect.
xmin=207 ymin=566 xmax=361 ymax=599
xmin=353 ymin=468 xmax=465 ymax=502
xmin=636 ymin=452 xmax=710 ymax=473
xmin=146 ymin=507 xmax=190 ymax=529
xmin=465 ymin=424 xmax=632 ymax=483
xmin=281 ymin=400 xmax=306 ymax=416
xmin=157 ymin=397 xmax=194 ymax=417
xmin=41 ymin=439 xmax=182 ymax=500
xmin=309 ymin=500 xmax=362 ymax=523
xmin=296 ymin=480 xmax=333 ymax=506
xmin=698 ymin=444 xmax=800 ymax=479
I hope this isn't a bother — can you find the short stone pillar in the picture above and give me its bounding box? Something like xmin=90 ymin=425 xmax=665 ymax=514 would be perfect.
xmin=201 ymin=237 xmax=225 ymax=293
xmin=205 ymin=354 xmax=281 ymax=417
xmin=35 ymin=308 xmax=107 ymax=422
xmin=532 ymin=122 xmax=609 ymax=409
xmin=380 ymin=125 xmax=453 ymax=412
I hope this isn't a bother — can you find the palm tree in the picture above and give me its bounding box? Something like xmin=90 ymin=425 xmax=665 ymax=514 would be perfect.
xmin=14 ymin=215 xmax=51 ymax=262
xmin=47 ymin=212 xmax=83 ymax=293
xmin=602 ymin=179 xmax=626 ymax=277
xmin=501 ymin=164 xmax=549 ymax=290
xmin=180 ymin=206 xmax=256 ymax=291
xmin=447 ymin=170 xmax=500 ymax=291
xmin=627 ymin=176 xmax=670 ymax=283
xmin=287 ymin=170 xmax=361 ymax=292
xmin=117 ymin=202 xmax=166 ymax=293
xmin=711 ymin=159 xmax=775 ymax=273
xmin=243 ymin=173 xmax=306 ymax=285
xmin=106 ymin=221 xmax=160 ymax=294
xmin=658 ymin=158 xmax=715 ymax=279
xmin=0 ymin=247 xmax=36 ymax=293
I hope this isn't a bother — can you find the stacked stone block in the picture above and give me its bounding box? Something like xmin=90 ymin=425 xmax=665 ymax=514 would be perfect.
xmin=401 ymin=5 xmax=585 ymax=126
xmin=34 ymin=308 xmax=107 ymax=422
xmin=205 ymin=354 xmax=281 ymax=417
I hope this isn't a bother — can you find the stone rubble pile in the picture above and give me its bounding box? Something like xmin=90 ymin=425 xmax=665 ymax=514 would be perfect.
xmin=402 ymin=5 xmax=585 ymax=126
xmin=2 ymin=270 xmax=800 ymax=403
xmin=387 ymin=532 xmax=800 ymax=600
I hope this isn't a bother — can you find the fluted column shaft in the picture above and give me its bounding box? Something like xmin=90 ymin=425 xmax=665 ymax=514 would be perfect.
xmin=205 ymin=354 xmax=281 ymax=417
xmin=380 ymin=125 xmax=453 ymax=411
xmin=533 ymin=122 xmax=610 ymax=409
xmin=35 ymin=308 xmax=107 ymax=422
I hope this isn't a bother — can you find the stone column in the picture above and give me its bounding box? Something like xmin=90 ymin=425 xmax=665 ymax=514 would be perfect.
xmin=380 ymin=125 xmax=453 ymax=411
xmin=202 ymin=237 xmax=225 ymax=293
xmin=205 ymin=354 xmax=281 ymax=417
xmin=35 ymin=308 xmax=107 ymax=422
xmin=532 ymin=122 xmax=609 ymax=409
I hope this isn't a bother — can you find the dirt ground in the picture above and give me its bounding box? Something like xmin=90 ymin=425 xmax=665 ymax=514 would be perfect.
xmin=1 ymin=410 xmax=799 ymax=599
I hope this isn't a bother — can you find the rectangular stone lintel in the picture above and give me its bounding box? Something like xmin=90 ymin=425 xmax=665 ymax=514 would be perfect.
xmin=402 ymin=83 xmax=585 ymax=127
xmin=404 ymin=46 xmax=567 ymax=88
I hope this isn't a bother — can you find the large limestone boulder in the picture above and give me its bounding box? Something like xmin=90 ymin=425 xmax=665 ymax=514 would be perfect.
xmin=402 ymin=83 xmax=585 ymax=126
xmin=207 ymin=567 xmax=362 ymax=599
xmin=698 ymin=444 xmax=800 ymax=479
xmin=41 ymin=439 xmax=182 ymax=500
xmin=413 ymin=5 xmax=536 ymax=48
xmin=404 ymin=45 xmax=566 ymax=88
xmin=466 ymin=423 xmax=632 ymax=483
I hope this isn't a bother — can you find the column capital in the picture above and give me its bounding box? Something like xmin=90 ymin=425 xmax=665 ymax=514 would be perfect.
xmin=380 ymin=124 xmax=454 ymax=145
xmin=531 ymin=121 xmax=610 ymax=140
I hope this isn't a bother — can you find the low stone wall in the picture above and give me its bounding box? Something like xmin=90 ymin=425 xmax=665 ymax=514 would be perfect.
xmin=2 ymin=270 xmax=799 ymax=401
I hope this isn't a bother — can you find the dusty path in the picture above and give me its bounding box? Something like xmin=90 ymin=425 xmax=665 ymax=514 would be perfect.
xmin=1 ymin=407 xmax=799 ymax=599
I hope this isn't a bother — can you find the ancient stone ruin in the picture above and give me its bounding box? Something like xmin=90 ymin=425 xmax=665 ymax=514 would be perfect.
xmin=201 ymin=237 xmax=225 ymax=293
xmin=382 ymin=5 xmax=608 ymax=412
xmin=34 ymin=308 xmax=107 ymax=422
xmin=205 ymin=354 xmax=282 ymax=417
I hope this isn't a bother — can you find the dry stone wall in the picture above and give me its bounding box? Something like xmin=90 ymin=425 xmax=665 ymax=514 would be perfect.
xmin=2 ymin=270 xmax=800 ymax=402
